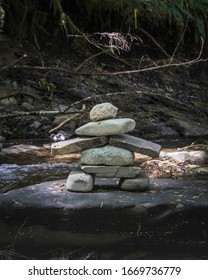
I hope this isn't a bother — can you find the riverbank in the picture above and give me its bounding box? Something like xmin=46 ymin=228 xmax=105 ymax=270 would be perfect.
xmin=0 ymin=33 xmax=208 ymax=142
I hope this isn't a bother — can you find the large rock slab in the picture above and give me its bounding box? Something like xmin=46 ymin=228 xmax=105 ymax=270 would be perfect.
xmin=75 ymin=118 xmax=136 ymax=136
xmin=0 ymin=163 xmax=74 ymax=191
xmin=109 ymin=134 xmax=161 ymax=158
xmin=89 ymin=103 xmax=118 ymax=121
xmin=81 ymin=165 xmax=142 ymax=178
xmin=0 ymin=179 xmax=208 ymax=250
xmin=51 ymin=136 xmax=107 ymax=155
xmin=66 ymin=168 xmax=93 ymax=192
xmin=0 ymin=144 xmax=51 ymax=164
xmin=80 ymin=145 xmax=134 ymax=166
xmin=120 ymin=176 xmax=150 ymax=191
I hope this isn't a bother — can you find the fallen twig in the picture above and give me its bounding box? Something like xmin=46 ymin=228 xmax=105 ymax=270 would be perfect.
xmin=49 ymin=113 xmax=81 ymax=133
xmin=0 ymin=110 xmax=78 ymax=119
xmin=138 ymin=27 xmax=170 ymax=58
xmin=169 ymin=17 xmax=189 ymax=63
xmin=0 ymin=54 xmax=27 ymax=73
xmin=12 ymin=56 xmax=207 ymax=77
xmin=9 ymin=36 xmax=207 ymax=76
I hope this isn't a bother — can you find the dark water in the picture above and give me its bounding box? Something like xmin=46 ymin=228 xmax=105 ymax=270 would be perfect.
xmin=2 ymin=243 xmax=208 ymax=260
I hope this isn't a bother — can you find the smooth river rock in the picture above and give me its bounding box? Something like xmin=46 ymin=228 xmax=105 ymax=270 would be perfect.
xmin=81 ymin=165 xmax=143 ymax=178
xmin=120 ymin=176 xmax=150 ymax=191
xmin=75 ymin=118 xmax=136 ymax=136
xmin=89 ymin=103 xmax=118 ymax=121
xmin=51 ymin=136 xmax=107 ymax=155
xmin=80 ymin=145 xmax=134 ymax=166
xmin=66 ymin=168 xmax=93 ymax=192
xmin=109 ymin=134 xmax=161 ymax=158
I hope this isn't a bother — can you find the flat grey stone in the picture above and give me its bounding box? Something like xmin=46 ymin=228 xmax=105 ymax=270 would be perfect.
xmin=0 ymin=162 xmax=74 ymax=191
xmin=51 ymin=136 xmax=107 ymax=155
xmin=66 ymin=168 xmax=93 ymax=192
xmin=120 ymin=176 xmax=150 ymax=191
xmin=75 ymin=118 xmax=136 ymax=136
xmin=81 ymin=165 xmax=142 ymax=178
xmin=109 ymin=134 xmax=161 ymax=158
xmin=90 ymin=103 xmax=118 ymax=121
xmin=1 ymin=179 xmax=208 ymax=250
xmin=80 ymin=145 xmax=134 ymax=166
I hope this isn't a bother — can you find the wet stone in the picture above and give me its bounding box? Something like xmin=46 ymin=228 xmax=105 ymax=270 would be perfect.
xmin=66 ymin=168 xmax=93 ymax=192
xmin=51 ymin=136 xmax=107 ymax=155
xmin=81 ymin=165 xmax=143 ymax=178
xmin=75 ymin=118 xmax=136 ymax=137
xmin=109 ymin=134 xmax=161 ymax=158
xmin=80 ymin=145 xmax=134 ymax=166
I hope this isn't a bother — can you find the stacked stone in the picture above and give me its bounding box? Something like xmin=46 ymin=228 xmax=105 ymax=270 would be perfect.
xmin=51 ymin=103 xmax=161 ymax=192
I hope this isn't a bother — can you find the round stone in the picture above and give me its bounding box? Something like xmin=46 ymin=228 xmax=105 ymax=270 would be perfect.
xmin=80 ymin=145 xmax=134 ymax=166
xmin=120 ymin=176 xmax=150 ymax=191
xmin=66 ymin=168 xmax=93 ymax=192
xmin=90 ymin=103 xmax=118 ymax=121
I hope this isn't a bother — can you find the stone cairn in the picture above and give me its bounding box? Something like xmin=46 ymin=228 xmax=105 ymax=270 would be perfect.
xmin=51 ymin=103 xmax=161 ymax=192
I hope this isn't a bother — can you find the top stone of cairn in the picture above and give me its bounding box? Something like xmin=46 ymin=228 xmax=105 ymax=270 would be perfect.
xmin=89 ymin=103 xmax=118 ymax=121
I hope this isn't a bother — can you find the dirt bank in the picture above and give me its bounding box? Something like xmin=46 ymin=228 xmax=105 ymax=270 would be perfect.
xmin=0 ymin=33 xmax=208 ymax=141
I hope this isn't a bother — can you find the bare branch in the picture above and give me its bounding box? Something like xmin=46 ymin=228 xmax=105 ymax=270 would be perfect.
xmin=69 ymin=32 xmax=142 ymax=55
xmin=170 ymin=17 xmax=189 ymax=62
xmin=14 ymin=56 xmax=207 ymax=77
xmin=0 ymin=54 xmax=27 ymax=73
xmin=0 ymin=110 xmax=78 ymax=119
xmin=75 ymin=51 xmax=104 ymax=72
xmin=138 ymin=27 xmax=170 ymax=58
xmin=10 ymin=38 xmax=207 ymax=77
xmin=49 ymin=113 xmax=81 ymax=133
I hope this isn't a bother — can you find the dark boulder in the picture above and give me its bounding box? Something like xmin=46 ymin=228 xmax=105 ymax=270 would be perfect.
xmin=0 ymin=178 xmax=208 ymax=249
